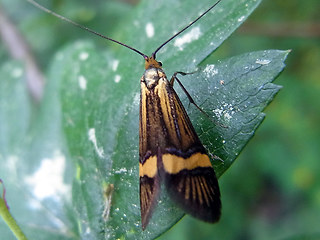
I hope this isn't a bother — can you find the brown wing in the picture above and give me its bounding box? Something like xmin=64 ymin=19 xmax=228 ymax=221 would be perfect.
xmin=138 ymin=151 xmax=160 ymax=230
xmin=158 ymin=77 xmax=221 ymax=223
xmin=139 ymin=75 xmax=162 ymax=230
xmin=139 ymin=67 xmax=221 ymax=229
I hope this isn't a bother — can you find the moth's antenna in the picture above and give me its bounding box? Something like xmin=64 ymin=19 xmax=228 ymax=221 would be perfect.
xmin=152 ymin=0 xmax=222 ymax=59
xmin=26 ymin=0 xmax=148 ymax=59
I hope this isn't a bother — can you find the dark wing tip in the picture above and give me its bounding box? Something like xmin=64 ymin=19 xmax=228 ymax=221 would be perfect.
xmin=165 ymin=167 xmax=221 ymax=223
xmin=140 ymin=176 xmax=160 ymax=230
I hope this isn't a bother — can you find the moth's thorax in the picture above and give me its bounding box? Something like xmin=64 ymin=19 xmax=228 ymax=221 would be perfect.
xmin=142 ymin=67 xmax=167 ymax=89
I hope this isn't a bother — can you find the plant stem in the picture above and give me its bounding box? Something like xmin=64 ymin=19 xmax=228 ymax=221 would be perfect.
xmin=0 ymin=198 xmax=28 ymax=240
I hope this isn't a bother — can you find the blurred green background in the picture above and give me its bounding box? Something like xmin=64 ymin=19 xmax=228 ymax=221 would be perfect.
xmin=1 ymin=0 xmax=319 ymax=239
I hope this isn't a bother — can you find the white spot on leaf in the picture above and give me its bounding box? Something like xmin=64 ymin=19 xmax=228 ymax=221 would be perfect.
xmin=204 ymin=64 xmax=218 ymax=78
xmin=112 ymin=60 xmax=119 ymax=71
xmin=238 ymin=15 xmax=245 ymax=22
xmin=174 ymin=27 xmax=202 ymax=51
xmin=256 ymin=59 xmax=271 ymax=65
xmin=133 ymin=92 xmax=140 ymax=107
xmin=78 ymin=75 xmax=87 ymax=90
xmin=114 ymin=168 xmax=127 ymax=174
xmin=25 ymin=151 xmax=70 ymax=201
xmin=145 ymin=22 xmax=155 ymax=38
xmin=88 ymin=128 xmax=105 ymax=158
xmin=79 ymin=51 xmax=89 ymax=61
xmin=114 ymin=75 xmax=121 ymax=83
xmin=213 ymin=102 xmax=236 ymax=121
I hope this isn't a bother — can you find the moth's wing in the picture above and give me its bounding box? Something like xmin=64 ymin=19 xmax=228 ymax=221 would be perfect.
xmin=139 ymin=77 xmax=164 ymax=230
xmin=139 ymin=169 xmax=160 ymax=230
xmin=163 ymin=154 xmax=221 ymax=222
xmin=160 ymin=84 xmax=221 ymax=222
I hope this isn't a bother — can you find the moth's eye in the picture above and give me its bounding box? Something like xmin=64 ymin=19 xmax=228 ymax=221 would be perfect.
xmin=158 ymin=61 xmax=162 ymax=66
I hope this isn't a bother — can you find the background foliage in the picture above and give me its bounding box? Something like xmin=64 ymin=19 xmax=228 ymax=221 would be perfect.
xmin=0 ymin=0 xmax=319 ymax=239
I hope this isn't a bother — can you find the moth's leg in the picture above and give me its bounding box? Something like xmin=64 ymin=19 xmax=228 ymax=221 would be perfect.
xmin=170 ymin=71 xmax=227 ymax=128
xmin=170 ymin=71 xmax=209 ymax=118
xmin=169 ymin=71 xmax=195 ymax=85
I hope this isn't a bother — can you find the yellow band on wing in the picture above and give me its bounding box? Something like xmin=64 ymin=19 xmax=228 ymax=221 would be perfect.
xmin=139 ymin=156 xmax=157 ymax=178
xmin=162 ymin=153 xmax=212 ymax=174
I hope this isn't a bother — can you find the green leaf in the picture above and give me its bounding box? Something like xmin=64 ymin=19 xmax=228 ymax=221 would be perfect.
xmin=0 ymin=0 xmax=290 ymax=239
xmin=181 ymin=50 xmax=288 ymax=177
xmin=0 ymin=60 xmax=75 ymax=239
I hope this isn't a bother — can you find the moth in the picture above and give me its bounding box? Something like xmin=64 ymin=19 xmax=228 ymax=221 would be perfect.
xmin=139 ymin=56 xmax=221 ymax=229
xmin=28 ymin=0 xmax=222 ymax=230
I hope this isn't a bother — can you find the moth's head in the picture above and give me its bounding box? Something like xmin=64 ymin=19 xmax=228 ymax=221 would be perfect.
xmin=144 ymin=56 xmax=162 ymax=70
